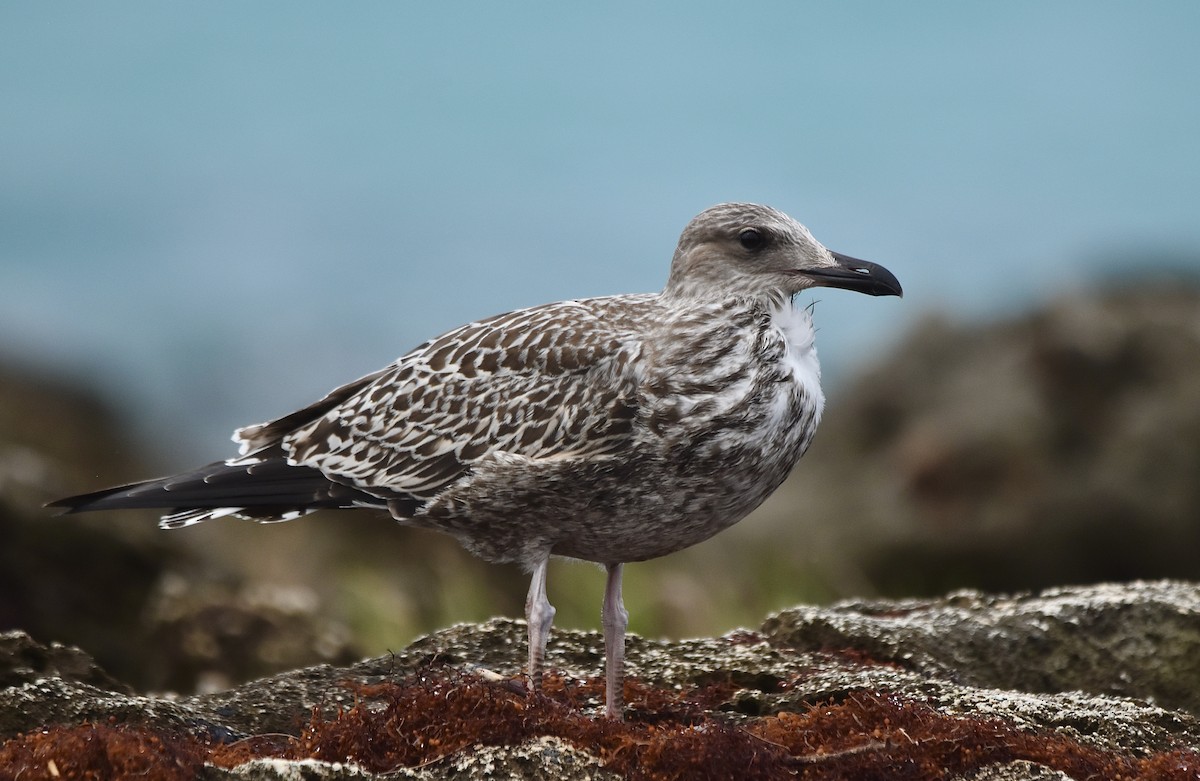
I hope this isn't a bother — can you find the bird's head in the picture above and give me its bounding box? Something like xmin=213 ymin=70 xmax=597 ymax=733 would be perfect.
xmin=664 ymin=202 xmax=903 ymax=302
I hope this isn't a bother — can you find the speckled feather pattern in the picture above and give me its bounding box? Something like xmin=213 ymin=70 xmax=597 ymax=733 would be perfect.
xmin=228 ymin=290 xmax=823 ymax=568
xmin=56 ymin=203 xmax=904 ymax=578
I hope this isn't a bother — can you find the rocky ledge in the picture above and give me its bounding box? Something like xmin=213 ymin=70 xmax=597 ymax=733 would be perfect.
xmin=2 ymin=581 xmax=1199 ymax=780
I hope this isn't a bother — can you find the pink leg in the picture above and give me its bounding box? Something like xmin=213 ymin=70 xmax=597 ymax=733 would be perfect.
xmin=524 ymin=555 xmax=555 ymax=693
xmin=602 ymin=562 xmax=629 ymax=719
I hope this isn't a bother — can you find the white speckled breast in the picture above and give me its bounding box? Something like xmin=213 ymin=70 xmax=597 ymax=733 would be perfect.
xmin=770 ymin=298 xmax=825 ymax=438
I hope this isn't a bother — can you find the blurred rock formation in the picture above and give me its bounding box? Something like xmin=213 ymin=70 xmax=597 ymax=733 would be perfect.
xmin=0 ymin=365 xmax=359 ymax=692
xmin=761 ymin=279 xmax=1200 ymax=596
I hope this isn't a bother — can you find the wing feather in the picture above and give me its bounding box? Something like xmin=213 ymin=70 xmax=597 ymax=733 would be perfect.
xmin=273 ymin=296 xmax=652 ymax=500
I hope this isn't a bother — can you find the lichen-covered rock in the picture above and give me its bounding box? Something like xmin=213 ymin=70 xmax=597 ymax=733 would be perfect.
xmin=762 ymin=580 xmax=1200 ymax=715
xmin=960 ymin=761 xmax=1074 ymax=781
xmin=205 ymin=757 xmax=389 ymax=780
xmin=3 ymin=582 xmax=1199 ymax=780
xmin=201 ymin=738 xmax=617 ymax=781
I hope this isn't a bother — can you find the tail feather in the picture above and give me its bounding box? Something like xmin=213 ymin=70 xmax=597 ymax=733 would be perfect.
xmin=47 ymin=458 xmax=418 ymax=527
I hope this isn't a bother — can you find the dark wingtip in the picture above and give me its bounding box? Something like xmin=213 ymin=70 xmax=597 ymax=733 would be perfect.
xmin=44 ymin=486 xmax=150 ymax=515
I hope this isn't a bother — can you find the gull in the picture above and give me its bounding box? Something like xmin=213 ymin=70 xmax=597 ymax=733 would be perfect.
xmin=50 ymin=203 xmax=902 ymax=719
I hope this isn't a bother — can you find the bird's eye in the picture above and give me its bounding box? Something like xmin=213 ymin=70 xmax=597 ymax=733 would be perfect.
xmin=738 ymin=228 xmax=766 ymax=251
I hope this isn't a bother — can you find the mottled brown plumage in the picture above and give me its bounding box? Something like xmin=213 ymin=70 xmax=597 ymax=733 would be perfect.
xmin=50 ymin=203 xmax=902 ymax=718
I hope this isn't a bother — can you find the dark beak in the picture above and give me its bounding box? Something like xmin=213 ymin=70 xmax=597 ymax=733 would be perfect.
xmin=802 ymin=251 xmax=903 ymax=297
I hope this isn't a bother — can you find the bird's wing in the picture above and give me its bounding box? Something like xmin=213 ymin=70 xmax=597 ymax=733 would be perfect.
xmin=234 ymin=296 xmax=651 ymax=500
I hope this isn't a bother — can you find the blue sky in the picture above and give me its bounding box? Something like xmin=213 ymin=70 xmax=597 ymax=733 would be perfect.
xmin=2 ymin=2 xmax=1198 ymax=461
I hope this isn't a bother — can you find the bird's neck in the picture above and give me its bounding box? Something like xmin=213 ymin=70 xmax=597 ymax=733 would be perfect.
xmin=660 ymin=287 xmax=793 ymax=312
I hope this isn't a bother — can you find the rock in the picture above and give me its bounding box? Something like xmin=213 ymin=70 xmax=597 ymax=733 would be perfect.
xmin=961 ymin=761 xmax=1074 ymax=781
xmin=0 ymin=630 xmax=129 ymax=693
xmin=203 ymin=739 xmax=617 ymax=781
xmin=763 ymin=580 xmax=1200 ymax=715
xmin=2 ymin=582 xmax=1198 ymax=780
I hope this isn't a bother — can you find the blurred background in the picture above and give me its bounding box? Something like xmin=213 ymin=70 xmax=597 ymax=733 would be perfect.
xmin=2 ymin=2 xmax=1198 ymax=692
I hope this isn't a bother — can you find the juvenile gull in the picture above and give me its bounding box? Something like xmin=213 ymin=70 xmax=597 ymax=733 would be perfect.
xmin=50 ymin=203 xmax=902 ymax=719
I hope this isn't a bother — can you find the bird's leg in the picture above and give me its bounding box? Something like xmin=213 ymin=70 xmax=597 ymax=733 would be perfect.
xmin=602 ymin=562 xmax=629 ymax=720
xmin=524 ymin=555 xmax=555 ymax=694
